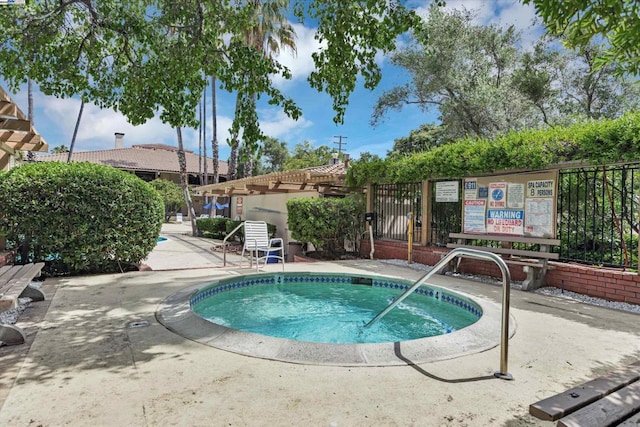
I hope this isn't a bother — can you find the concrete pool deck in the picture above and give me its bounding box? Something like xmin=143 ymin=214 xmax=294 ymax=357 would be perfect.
xmin=1 ymin=223 xmax=639 ymax=426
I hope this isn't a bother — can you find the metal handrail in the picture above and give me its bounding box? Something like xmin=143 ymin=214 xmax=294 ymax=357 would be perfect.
xmin=364 ymin=248 xmax=514 ymax=380
xmin=222 ymin=222 xmax=245 ymax=267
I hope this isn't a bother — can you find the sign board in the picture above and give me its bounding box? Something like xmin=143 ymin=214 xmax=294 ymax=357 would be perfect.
xmin=461 ymin=170 xmax=558 ymax=237
xmin=435 ymin=181 xmax=459 ymax=202
xmin=463 ymin=200 xmax=486 ymax=233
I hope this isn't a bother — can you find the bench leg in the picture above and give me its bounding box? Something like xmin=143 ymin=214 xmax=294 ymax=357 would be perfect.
xmin=19 ymin=285 xmax=45 ymax=302
xmin=522 ymin=266 xmax=544 ymax=291
xmin=0 ymin=324 xmax=26 ymax=345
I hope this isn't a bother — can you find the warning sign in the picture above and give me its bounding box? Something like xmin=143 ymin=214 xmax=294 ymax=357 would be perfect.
xmin=486 ymin=209 xmax=524 ymax=235
xmin=489 ymin=182 xmax=507 ymax=208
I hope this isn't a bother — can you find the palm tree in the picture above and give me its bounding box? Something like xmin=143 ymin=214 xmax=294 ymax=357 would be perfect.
xmin=227 ymin=0 xmax=297 ymax=179
xmin=211 ymin=75 xmax=220 ymax=215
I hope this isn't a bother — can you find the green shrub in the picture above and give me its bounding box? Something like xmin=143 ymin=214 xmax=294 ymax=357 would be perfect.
xmin=149 ymin=178 xmax=184 ymax=222
xmin=287 ymin=196 xmax=364 ymax=258
xmin=347 ymin=111 xmax=640 ymax=184
xmin=225 ymin=220 xmax=244 ymax=242
xmin=196 ymin=217 xmax=229 ymax=238
xmin=0 ymin=162 xmax=164 ymax=276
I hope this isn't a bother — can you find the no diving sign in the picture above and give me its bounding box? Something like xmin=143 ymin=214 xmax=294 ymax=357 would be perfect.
xmin=489 ymin=182 xmax=507 ymax=208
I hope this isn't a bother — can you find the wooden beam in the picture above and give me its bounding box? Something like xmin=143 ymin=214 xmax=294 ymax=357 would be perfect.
xmin=0 ymin=101 xmax=18 ymax=117
xmin=0 ymin=118 xmax=32 ymax=132
xmin=0 ymin=141 xmax=16 ymax=155
xmin=0 ymin=152 xmax=9 ymax=171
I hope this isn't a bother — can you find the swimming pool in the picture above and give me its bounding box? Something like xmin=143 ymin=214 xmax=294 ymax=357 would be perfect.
xmin=157 ymin=269 xmax=511 ymax=366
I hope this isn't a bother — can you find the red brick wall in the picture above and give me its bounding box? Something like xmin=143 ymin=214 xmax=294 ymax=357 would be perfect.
xmin=360 ymin=240 xmax=640 ymax=305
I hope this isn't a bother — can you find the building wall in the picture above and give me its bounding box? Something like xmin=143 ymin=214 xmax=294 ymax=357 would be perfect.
xmin=360 ymin=240 xmax=640 ymax=305
xmin=231 ymin=192 xmax=320 ymax=244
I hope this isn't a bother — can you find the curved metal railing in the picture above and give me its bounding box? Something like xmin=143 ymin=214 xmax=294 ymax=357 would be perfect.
xmin=364 ymin=247 xmax=514 ymax=380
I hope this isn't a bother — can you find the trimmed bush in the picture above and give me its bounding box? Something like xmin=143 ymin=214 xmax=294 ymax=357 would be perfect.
xmin=347 ymin=111 xmax=640 ymax=184
xmin=287 ymin=196 xmax=364 ymax=258
xmin=0 ymin=162 xmax=164 ymax=275
xmin=196 ymin=217 xmax=229 ymax=238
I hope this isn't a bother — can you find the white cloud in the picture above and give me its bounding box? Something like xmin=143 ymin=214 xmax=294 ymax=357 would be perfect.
xmin=271 ymin=23 xmax=322 ymax=88
xmin=259 ymin=108 xmax=313 ymax=141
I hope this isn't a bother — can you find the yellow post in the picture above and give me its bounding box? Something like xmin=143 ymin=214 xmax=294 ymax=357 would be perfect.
xmin=407 ymin=212 xmax=413 ymax=264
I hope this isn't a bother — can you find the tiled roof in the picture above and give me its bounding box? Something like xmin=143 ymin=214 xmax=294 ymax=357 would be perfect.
xmin=37 ymin=144 xmax=228 ymax=176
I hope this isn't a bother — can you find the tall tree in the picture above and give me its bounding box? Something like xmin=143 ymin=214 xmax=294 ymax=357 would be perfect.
xmin=259 ymin=136 xmax=289 ymax=174
xmin=388 ymin=124 xmax=450 ymax=158
xmin=284 ymin=141 xmax=333 ymax=170
xmin=25 ymin=79 xmax=36 ymax=162
xmin=0 ymin=1 xmax=417 ymax=233
xmin=372 ymin=6 xmax=535 ymax=140
xmin=229 ymin=0 xmax=297 ymax=180
xmin=523 ymin=0 xmax=640 ymax=75
xmin=513 ymin=40 xmax=640 ymax=126
xmin=67 ymin=101 xmax=84 ymax=163
xmin=176 ymin=127 xmax=198 ymax=235
xmin=211 ymin=75 xmax=219 ymax=186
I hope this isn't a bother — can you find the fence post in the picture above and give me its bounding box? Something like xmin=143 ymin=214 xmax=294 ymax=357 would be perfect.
xmin=422 ymin=179 xmax=430 ymax=245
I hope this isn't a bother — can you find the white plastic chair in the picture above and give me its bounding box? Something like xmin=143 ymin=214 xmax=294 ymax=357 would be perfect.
xmin=241 ymin=221 xmax=285 ymax=271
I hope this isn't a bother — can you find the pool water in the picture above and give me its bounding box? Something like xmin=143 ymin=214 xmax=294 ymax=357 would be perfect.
xmin=192 ymin=279 xmax=480 ymax=344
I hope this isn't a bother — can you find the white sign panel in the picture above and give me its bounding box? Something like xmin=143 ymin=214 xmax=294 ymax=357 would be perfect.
xmin=436 ymin=181 xmax=459 ymax=202
xmin=525 ymin=198 xmax=554 ymax=236
xmin=463 ymin=200 xmax=486 ymax=233
xmin=507 ymin=183 xmax=525 ymax=209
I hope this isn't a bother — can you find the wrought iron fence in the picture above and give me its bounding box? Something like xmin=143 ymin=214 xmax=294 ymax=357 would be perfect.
xmin=558 ymin=163 xmax=640 ymax=268
xmin=371 ymin=182 xmax=422 ymax=242
xmin=430 ymin=179 xmax=462 ymax=247
xmin=371 ymin=163 xmax=640 ymax=269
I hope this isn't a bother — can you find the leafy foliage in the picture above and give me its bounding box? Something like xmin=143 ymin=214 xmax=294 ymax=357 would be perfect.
xmin=196 ymin=217 xmax=231 ymax=239
xmin=0 ymin=1 xmax=417 ymax=161
xmin=149 ymin=179 xmax=184 ymax=222
xmin=0 ymin=162 xmax=164 ymax=275
xmin=347 ymin=112 xmax=640 ymax=185
xmin=373 ymin=6 xmax=639 ymax=141
xmin=388 ymin=124 xmax=451 ymax=158
xmin=523 ymin=0 xmax=640 ymax=75
xmin=287 ymin=196 xmax=364 ymax=258
xmin=284 ymin=141 xmax=334 ymax=170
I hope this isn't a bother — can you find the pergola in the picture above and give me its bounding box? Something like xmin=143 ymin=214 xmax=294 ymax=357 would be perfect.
xmin=0 ymin=86 xmax=49 ymax=171
xmin=195 ymin=162 xmax=349 ymax=196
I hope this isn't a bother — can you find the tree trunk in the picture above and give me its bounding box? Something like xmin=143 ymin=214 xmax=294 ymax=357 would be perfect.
xmin=67 ymin=100 xmax=84 ymax=163
xmin=211 ymin=75 xmax=219 ymax=216
xmin=176 ymin=127 xmax=198 ymax=236
xmin=26 ymin=79 xmax=36 ymax=162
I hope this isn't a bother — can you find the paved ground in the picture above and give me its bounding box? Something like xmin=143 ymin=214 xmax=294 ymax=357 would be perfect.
xmin=1 ymin=222 xmax=639 ymax=426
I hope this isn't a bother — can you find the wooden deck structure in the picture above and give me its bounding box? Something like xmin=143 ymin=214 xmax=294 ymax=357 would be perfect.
xmin=0 ymin=86 xmax=49 ymax=171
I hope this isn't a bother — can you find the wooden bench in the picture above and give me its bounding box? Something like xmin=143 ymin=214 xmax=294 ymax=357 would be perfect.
xmin=447 ymin=233 xmax=560 ymax=291
xmin=0 ymin=262 xmax=46 ymax=345
xmin=530 ymin=360 xmax=640 ymax=426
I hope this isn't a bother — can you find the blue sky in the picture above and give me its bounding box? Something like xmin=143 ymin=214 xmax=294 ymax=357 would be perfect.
xmin=2 ymin=0 xmax=543 ymax=162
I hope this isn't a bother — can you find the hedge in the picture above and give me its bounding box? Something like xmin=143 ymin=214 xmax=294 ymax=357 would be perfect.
xmin=0 ymin=162 xmax=164 ymax=275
